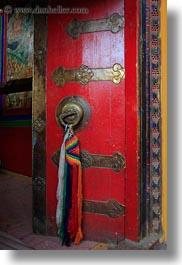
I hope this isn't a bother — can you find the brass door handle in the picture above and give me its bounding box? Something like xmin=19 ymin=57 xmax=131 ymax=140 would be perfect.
xmin=59 ymin=102 xmax=83 ymax=127
xmin=56 ymin=96 xmax=91 ymax=131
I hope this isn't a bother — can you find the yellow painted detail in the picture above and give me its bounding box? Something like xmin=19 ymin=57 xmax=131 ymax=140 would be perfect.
xmin=160 ymin=0 xmax=167 ymax=242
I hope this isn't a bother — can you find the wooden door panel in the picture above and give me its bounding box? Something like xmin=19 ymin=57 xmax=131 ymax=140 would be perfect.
xmin=47 ymin=0 xmax=126 ymax=242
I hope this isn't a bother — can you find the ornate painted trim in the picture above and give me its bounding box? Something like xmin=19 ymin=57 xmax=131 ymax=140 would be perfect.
xmin=160 ymin=0 xmax=167 ymax=242
xmin=149 ymin=0 xmax=162 ymax=234
xmin=140 ymin=0 xmax=162 ymax=238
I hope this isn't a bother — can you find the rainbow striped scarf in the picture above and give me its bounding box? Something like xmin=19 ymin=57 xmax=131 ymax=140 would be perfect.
xmin=57 ymin=126 xmax=83 ymax=246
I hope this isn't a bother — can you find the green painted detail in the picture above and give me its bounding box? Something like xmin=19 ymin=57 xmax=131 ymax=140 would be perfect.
xmin=0 ymin=120 xmax=32 ymax=127
xmin=152 ymin=137 xmax=156 ymax=145
xmin=151 ymin=106 xmax=159 ymax=115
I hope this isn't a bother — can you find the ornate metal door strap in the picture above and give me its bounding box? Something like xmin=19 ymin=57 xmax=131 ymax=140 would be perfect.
xmin=66 ymin=13 xmax=125 ymax=39
xmin=83 ymin=199 xmax=125 ymax=218
xmin=52 ymin=150 xmax=126 ymax=173
xmin=51 ymin=64 xmax=125 ymax=87
xmin=81 ymin=151 xmax=125 ymax=172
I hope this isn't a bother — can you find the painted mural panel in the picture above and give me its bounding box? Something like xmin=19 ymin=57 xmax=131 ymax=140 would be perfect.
xmin=0 ymin=14 xmax=5 ymax=84
xmin=0 ymin=14 xmax=6 ymax=117
xmin=0 ymin=14 xmax=32 ymax=126
xmin=0 ymin=16 xmax=3 ymax=84
xmin=5 ymin=91 xmax=32 ymax=110
xmin=0 ymin=91 xmax=32 ymax=127
xmin=1 ymin=92 xmax=32 ymax=117
xmin=7 ymin=13 xmax=33 ymax=81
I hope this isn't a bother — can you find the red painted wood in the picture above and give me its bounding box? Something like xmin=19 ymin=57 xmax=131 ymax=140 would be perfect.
xmin=125 ymin=0 xmax=140 ymax=241
xmin=0 ymin=127 xmax=32 ymax=177
xmin=46 ymin=0 xmax=140 ymax=242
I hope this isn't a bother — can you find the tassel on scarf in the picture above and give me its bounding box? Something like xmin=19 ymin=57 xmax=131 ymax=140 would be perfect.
xmin=56 ymin=126 xmax=83 ymax=246
xmin=67 ymin=165 xmax=78 ymax=240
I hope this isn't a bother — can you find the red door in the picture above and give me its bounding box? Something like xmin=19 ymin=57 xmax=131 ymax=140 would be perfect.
xmin=46 ymin=0 xmax=139 ymax=243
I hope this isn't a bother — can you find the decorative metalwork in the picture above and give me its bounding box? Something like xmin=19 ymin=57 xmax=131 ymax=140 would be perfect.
xmin=55 ymin=96 xmax=91 ymax=131
xmin=66 ymin=13 xmax=125 ymax=39
xmin=51 ymin=149 xmax=60 ymax=168
xmin=52 ymin=150 xmax=126 ymax=173
xmin=32 ymin=176 xmax=46 ymax=192
xmin=33 ymin=116 xmax=46 ymax=133
xmin=83 ymin=199 xmax=125 ymax=218
xmin=81 ymin=151 xmax=125 ymax=172
xmin=51 ymin=64 xmax=125 ymax=87
xmin=59 ymin=103 xmax=83 ymax=127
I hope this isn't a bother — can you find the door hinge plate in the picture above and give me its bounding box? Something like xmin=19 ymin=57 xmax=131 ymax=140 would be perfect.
xmin=52 ymin=150 xmax=126 ymax=173
xmin=81 ymin=151 xmax=126 ymax=172
xmin=51 ymin=64 xmax=125 ymax=87
xmin=66 ymin=13 xmax=125 ymax=39
xmin=83 ymin=199 xmax=125 ymax=218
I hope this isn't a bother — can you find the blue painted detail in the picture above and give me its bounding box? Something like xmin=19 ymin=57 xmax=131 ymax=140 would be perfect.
xmin=0 ymin=114 xmax=32 ymax=121
xmin=152 ymin=4 xmax=157 ymax=10
xmin=152 ymin=181 xmax=157 ymax=189
xmin=152 ymin=121 xmax=156 ymax=129
xmin=152 ymin=92 xmax=157 ymax=100
xmin=152 ymin=152 xmax=159 ymax=160
xmin=32 ymin=130 xmax=37 ymax=146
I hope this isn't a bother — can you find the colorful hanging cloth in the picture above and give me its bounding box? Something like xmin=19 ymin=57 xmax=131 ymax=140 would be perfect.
xmin=56 ymin=127 xmax=69 ymax=231
xmin=56 ymin=126 xmax=83 ymax=246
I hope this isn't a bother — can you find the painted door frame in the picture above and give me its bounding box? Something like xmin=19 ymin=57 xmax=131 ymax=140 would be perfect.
xmin=139 ymin=0 xmax=166 ymax=243
xmin=32 ymin=0 xmax=166 ymax=244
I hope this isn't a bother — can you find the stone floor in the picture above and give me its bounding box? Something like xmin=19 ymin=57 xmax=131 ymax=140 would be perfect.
xmin=0 ymin=169 xmax=167 ymax=250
